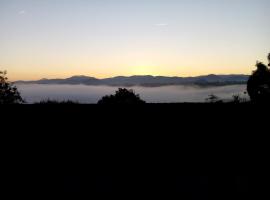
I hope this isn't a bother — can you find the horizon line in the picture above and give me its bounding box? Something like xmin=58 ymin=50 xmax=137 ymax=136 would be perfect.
xmin=14 ymin=73 xmax=250 ymax=82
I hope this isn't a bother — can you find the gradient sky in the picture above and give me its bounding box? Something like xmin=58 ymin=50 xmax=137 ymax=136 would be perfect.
xmin=0 ymin=0 xmax=269 ymax=81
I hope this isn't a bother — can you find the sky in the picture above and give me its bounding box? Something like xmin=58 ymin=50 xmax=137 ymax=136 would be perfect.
xmin=0 ymin=0 xmax=269 ymax=81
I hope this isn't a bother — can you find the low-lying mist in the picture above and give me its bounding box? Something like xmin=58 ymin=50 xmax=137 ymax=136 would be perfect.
xmin=16 ymin=84 xmax=248 ymax=104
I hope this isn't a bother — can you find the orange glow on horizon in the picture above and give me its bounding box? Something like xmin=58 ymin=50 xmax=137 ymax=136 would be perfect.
xmin=6 ymin=64 xmax=254 ymax=82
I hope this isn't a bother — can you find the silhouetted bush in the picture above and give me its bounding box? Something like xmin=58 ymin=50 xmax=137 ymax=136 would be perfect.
xmin=231 ymin=94 xmax=247 ymax=104
xmin=247 ymin=59 xmax=270 ymax=102
xmin=232 ymin=94 xmax=241 ymax=104
xmin=205 ymin=94 xmax=223 ymax=103
xmin=98 ymin=88 xmax=146 ymax=104
xmin=36 ymin=99 xmax=79 ymax=104
xmin=0 ymin=70 xmax=24 ymax=104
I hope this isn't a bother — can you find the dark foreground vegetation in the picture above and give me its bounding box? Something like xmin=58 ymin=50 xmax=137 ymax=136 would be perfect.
xmin=2 ymin=102 xmax=269 ymax=200
xmin=2 ymin=102 xmax=270 ymax=200
xmin=4 ymin=173 xmax=268 ymax=200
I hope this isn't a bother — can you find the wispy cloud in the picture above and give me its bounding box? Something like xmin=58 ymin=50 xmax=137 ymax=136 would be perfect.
xmin=18 ymin=10 xmax=26 ymax=15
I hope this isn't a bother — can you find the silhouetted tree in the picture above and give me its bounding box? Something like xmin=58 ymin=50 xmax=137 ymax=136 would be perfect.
xmin=98 ymin=88 xmax=146 ymax=104
xmin=0 ymin=71 xmax=24 ymax=104
xmin=247 ymin=60 xmax=270 ymax=102
xmin=268 ymin=53 xmax=270 ymax=66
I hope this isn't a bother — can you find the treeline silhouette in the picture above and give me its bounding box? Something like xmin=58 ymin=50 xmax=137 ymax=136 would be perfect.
xmin=36 ymin=99 xmax=79 ymax=105
xmin=1 ymin=53 xmax=270 ymax=104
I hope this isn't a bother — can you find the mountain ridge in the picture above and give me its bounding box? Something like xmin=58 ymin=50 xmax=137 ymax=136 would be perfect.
xmin=15 ymin=74 xmax=249 ymax=87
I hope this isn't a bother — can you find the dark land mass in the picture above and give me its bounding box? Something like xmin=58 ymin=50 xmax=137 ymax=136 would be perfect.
xmin=15 ymin=74 xmax=249 ymax=87
xmin=2 ymin=103 xmax=269 ymax=200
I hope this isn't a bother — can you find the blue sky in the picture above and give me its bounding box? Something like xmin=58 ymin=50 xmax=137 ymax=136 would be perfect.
xmin=0 ymin=0 xmax=269 ymax=80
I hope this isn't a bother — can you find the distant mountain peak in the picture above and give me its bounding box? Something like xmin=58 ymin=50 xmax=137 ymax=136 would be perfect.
xmin=206 ymin=74 xmax=219 ymax=77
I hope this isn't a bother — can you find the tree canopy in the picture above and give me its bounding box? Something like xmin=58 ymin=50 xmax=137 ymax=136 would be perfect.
xmin=247 ymin=60 xmax=270 ymax=102
xmin=98 ymin=88 xmax=146 ymax=105
xmin=0 ymin=71 xmax=24 ymax=104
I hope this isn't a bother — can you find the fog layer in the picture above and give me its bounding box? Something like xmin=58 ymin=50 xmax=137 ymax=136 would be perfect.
xmin=17 ymin=84 xmax=248 ymax=103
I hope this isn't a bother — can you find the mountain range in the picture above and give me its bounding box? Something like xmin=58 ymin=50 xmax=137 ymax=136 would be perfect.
xmin=15 ymin=74 xmax=249 ymax=87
